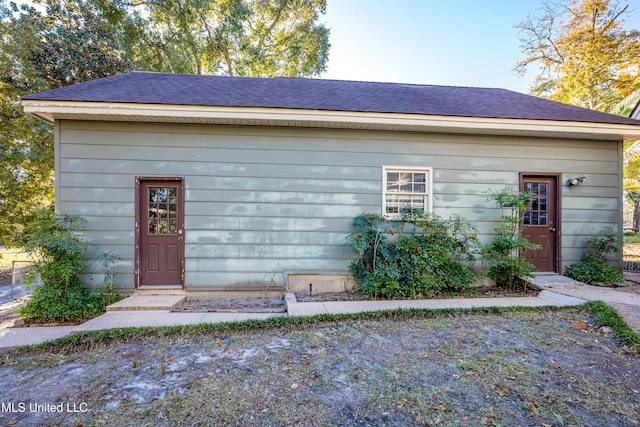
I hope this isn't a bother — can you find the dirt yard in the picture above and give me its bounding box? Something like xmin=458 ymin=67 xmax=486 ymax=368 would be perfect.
xmin=1 ymin=308 xmax=639 ymax=426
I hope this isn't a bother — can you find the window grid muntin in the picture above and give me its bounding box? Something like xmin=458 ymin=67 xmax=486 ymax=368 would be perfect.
xmin=523 ymin=182 xmax=549 ymax=226
xmin=383 ymin=168 xmax=431 ymax=216
xmin=148 ymin=186 xmax=178 ymax=234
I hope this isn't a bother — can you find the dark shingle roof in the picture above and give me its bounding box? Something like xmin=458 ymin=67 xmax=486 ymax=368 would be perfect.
xmin=23 ymin=71 xmax=640 ymax=126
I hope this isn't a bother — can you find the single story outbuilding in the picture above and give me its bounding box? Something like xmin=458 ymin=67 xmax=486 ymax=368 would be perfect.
xmin=22 ymin=72 xmax=640 ymax=293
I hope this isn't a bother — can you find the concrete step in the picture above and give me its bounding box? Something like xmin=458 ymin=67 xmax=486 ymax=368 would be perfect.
xmin=106 ymin=295 xmax=186 ymax=311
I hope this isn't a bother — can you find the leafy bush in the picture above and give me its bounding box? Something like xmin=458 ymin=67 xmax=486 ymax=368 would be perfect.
xmin=565 ymin=234 xmax=623 ymax=285
xmin=17 ymin=280 xmax=105 ymax=323
xmin=482 ymin=189 xmax=540 ymax=291
xmin=346 ymin=211 xmax=481 ymax=299
xmin=14 ymin=210 xmax=116 ymax=323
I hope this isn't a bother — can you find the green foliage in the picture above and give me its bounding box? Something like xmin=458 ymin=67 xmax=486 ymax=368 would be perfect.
xmin=346 ymin=211 xmax=481 ymax=299
xmin=120 ymin=0 xmax=330 ymax=77
xmin=14 ymin=210 xmax=118 ymax=322
xmin=91 ymin=249 xmax=123 ymax=306
xmin=17 ymin=280 xmax=105 ymax=323
xmin=565 ymin=234 xmax=623 ymax=285
xmin=623 ymin=232 xmax=640 ymax=243
xmin=0 ymin=0 xmax=135 ymax=243
xmin=0 ymin=0 xmax=330 ymax=243
xmin=585 ymin=301 xmax=640 ymax=354
xmin=515 ymin=0 xmax=640 ymax=112
xmin=482 ymin=189 xmax=540 ymax=291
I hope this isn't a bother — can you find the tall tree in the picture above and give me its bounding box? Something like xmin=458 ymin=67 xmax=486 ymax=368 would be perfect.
xmin=0 ymin=0 xmax=134 ymax=242
xmin=117 ymin=0 xmax=330 ymax=77
xmin=514 ymin=0 xmax=640 ymax=112
xmin=0 ymin=0 xmax=330 ymax=243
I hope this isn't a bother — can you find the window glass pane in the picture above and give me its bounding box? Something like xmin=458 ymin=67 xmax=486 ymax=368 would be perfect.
xmin=523 ymin=212 xmax=530 ymax=225
xmin=531 ymin=199 xmax=539 ymax=211
xmin=147 ymin=186 xmax=179 ymax=234
xmin=540 ymin=184 xmax=548 ymax=196
xmin=400 ymin=183 xmax=412 ymax=192
xmin=168 ymin=188 xmax=177 ymax=203
xmin=157 ymin=220 xmax=168 ymax=234
xmin=387 ymin=173 xmax=399 ymax=191
xmin=384 ymin=169 xmax=429 ymax=214
xmin=539 ymin=213 xmax=547 ymax=225
xmin=539 ymin=199 xmax=547 ymax=211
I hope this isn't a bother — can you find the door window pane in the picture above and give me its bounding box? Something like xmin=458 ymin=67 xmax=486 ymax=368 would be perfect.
xmin=148 ymin=186 xmax=179 ymax=234
xmin=524 ymin=182 xmax=549 ymax=226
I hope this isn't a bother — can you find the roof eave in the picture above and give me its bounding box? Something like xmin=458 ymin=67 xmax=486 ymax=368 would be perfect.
xmin=22 ymin=100 xmax=640 ymax=142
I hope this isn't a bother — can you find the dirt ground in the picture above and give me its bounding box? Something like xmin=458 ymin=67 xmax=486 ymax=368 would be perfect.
xmin=1 ymin=308 xmax=639 ymax=426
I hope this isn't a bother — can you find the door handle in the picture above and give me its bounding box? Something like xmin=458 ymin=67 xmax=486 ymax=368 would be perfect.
xmin=178 ymin=237 xmax=184 ymax=241
xmin=549 ymin=227 xmax=556 ymax=232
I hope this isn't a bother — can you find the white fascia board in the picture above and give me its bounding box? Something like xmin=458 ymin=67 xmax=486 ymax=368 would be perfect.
xmin=22 ymin=100 xmax=640 ymax=141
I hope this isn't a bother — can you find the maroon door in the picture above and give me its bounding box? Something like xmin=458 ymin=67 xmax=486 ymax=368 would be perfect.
xmin=137 ymin=179 xmax=184 ymax=287
xmin=521 ymin=176 xmax=558 ymax=272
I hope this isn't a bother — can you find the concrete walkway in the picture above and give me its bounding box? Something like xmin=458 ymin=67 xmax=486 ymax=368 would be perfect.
xmin=1 ymin=275 xmax=639 ymax=349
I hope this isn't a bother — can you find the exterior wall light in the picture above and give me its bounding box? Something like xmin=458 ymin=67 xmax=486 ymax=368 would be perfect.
xmin=567 ymin=176 xmax=586 ymax=186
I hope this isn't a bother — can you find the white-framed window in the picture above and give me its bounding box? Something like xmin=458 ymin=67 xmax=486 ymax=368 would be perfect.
xmin=382 ymin=167 xmax=433 ymax=217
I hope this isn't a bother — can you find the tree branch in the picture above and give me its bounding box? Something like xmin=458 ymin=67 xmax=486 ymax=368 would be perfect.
xmin=257 ymin=0 xmax=289 ymax=51
xmin=186 ymin=0 xmax=234 ymax=75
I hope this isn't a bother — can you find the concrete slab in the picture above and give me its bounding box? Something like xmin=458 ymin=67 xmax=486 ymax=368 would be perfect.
xmin=72 ymin=311 xmax=285 ymax=332
xmin=106 ymin=295 xmax=186 ymax=311
xmin=0 ymin=326 xmax=74 ymax=348
xmin=287 ymin=296 xmax=557 ymax=317
xmin=538 ymin=290 xmax=587 ymax=306
xmin=529 ymin=274 xmax=586 ymax=287
xmin=531 ymin=274 xmax=640 ymax=306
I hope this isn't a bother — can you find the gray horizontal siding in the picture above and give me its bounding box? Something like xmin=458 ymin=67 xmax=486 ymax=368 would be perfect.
xmin=56 ymin=121 xmax=621 ymax=291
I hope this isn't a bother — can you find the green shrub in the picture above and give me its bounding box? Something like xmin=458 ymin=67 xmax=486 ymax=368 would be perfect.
xmin=482 ymin=189 xmax=540 ymax=291
xmin=17 ymin=280 xmax=105 ymax=323
xmin=14 ymin=210 xmax=117 ymax=323
xmin=565 ymin=234 xmax=623 ymax=285
xmin=346 ymin=211 xmax=481 ymax=299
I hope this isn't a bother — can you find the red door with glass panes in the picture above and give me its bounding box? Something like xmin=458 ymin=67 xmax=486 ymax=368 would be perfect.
xmin=521 ymin=176 xmax=558 ymax=272
xmin=137 ymin=178 xmax=184 ymax=287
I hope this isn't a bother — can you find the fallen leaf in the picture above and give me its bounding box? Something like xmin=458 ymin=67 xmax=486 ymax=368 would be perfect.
xmin=573 ymin=321 xmax=587 ymax=330
xmin=8 ymin=420 xmax=17 ymax=426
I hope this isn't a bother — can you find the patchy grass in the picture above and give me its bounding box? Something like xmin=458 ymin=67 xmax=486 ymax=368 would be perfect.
xmin=586 ymin=301 xmax=640 ymax=353
xmin=1 ymin=305 xmax=639 ymax=426
xmin=624 ymin=234 xmax=640 ymax=244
